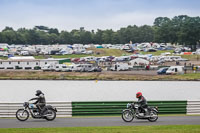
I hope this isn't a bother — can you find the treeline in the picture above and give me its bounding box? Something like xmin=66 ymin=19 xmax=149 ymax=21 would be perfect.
xmin=0 ymin=15 xmax=199 ymax=49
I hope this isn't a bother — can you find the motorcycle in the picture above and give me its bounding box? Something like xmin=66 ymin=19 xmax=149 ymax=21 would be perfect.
xmin=16 ymin=101 xmax=57 ymax=121
xmin=122 ymin=102 xmax=158 ymax=122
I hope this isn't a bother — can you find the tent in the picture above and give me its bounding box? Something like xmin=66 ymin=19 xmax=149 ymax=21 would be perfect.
xmin=96 ymin=45 xmax=103 ymax=48
xmin=129 ymin=58 xmax=149 ymax=66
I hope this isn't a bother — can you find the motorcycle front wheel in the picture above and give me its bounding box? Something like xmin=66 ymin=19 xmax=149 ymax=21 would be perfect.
xmin=16 ymin=109 xmax=29 ymax=121
xmin=44 ymin=109 xmax=56 ymax=121
xmin=122 ymin=109 xmax=134 ymax=122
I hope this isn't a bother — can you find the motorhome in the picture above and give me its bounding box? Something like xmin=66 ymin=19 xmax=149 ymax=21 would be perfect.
xmin=166 ymin=66 xmax=184 ymax=75
xmin=20 ymin=51 xmax=29 ymax=56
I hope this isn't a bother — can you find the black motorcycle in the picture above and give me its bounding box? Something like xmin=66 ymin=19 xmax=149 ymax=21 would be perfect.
xmin=16 ymin=101 xmax=57 ymax=121
xmin=122 ymin=102 xmax=158 ymax=122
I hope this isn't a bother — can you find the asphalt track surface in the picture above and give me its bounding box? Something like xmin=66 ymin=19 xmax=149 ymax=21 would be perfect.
xmin=0 ymin=116 xmax=200 ymax=128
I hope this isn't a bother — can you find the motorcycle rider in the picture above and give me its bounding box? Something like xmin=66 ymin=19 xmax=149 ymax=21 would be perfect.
xmin=136 ymin=92 xmax=149 ymax=117
xmin=29 ymin=90 xmax=46 ymax=116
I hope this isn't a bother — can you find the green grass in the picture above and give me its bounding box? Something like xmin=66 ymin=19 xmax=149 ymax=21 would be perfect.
xmin=34 ymin=54 xmax=92 ymax=59
xmin=140 ymin=50 xmax=174 ymax=56
xmin=180 ymin=55 xmax=200 ymax=60
xmin=0 ymin=56 xmax=8 ymax=60
xmin=0 ymin=125 xmax=200 ymax=133
xmin=174 ymin=73 xmax=200 ymax=80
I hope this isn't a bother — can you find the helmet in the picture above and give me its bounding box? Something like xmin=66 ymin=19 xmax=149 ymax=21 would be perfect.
xmin=136 ymin=92 xmax=142 ymax=98
xmin=35 ymin=90 xmax=42 ymax=96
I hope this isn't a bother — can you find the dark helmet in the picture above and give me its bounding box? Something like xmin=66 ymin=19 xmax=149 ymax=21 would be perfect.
xmin=36 ymin=90 xmax=42 ymax=96
xmin=136 ymin=92 xmax=142 ymax=98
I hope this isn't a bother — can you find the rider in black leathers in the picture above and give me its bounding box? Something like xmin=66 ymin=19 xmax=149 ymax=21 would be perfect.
xmin=29 ymin=90 xmax=46 ymax=115
xmin=136 ymin=92 xmax=149 ymax=116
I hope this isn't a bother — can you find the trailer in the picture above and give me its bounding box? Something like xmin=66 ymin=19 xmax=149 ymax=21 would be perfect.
xmin=110 ymin=63 xmax=129 ymax=71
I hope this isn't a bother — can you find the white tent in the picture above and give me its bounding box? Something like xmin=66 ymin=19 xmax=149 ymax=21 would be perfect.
xmin=129 ymin=58 xmax=149 ymax=66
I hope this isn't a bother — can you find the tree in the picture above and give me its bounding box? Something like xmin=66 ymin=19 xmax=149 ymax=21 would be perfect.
xmin=48 ymin=33 xmax=59 ymax=44
xmin=153 ymin=17 xmax=172 ymax=43
xmin=1 ymin=30 xmax=17 ymax=44
xmin=48 ymin=28 xmax=59 ymax=35
xmin=102 ymin=29 xmax=114 ymax=44
xmin=111 ymin=32 xmax=120 ymax=44
xmin=59 ymin=31 xmax=73 ymax=44
xmin=154 ymin=17 xmax=170 ymax=27
xmin=80 ymin=31 xmax=92 ymax=44
xmin=71 ymin=30 xmax=80 ymax=44
xmin=0 ymin=15 xmax=199 ymax=47
xmin=2 ymin=26 xmax=14 ymax=32
xmin=93 ymin=29 xmax=103 ymax=44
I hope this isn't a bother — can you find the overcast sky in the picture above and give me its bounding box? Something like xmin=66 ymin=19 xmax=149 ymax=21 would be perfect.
xmin=0 ymin=0 xmax=199 ymax=32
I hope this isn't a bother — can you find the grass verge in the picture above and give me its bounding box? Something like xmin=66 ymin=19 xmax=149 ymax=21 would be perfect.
xmin=0 ymin=71 xmax=200 ymax=80
xmin=0 ymin=125 xmax=200 ymax=133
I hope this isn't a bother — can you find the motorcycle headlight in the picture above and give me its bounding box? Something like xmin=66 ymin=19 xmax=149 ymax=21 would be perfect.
xmin=23 ymin=102 xmax=29 ymax=108
xmin=127 ymin=103 xmax=131 ymax=108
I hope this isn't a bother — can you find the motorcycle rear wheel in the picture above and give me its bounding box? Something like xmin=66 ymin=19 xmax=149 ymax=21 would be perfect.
xmin=122 ymin=110 xmax=134 ymax=122
xmin=44 ymin=109 xmax=56 ymax=121
xmin=148 ymin=110 xmax=158 ymax=122
xmin=16 ymin=109 xmax=29 ymax=121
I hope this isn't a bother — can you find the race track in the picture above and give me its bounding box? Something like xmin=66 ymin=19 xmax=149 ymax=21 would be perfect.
xmin=0 ymin=116 xmax=200 ymax=128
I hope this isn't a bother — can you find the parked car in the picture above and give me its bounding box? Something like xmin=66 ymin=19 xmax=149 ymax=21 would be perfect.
xmin=157 ymin=67 xmax=169 ymax=75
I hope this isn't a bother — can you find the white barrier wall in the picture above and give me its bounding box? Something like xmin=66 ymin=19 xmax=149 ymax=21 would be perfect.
xmin=1 ymin=81 xmax=200 ymax=102
xmin=187 ymin=100 xmax=200 ymax=115
xmin=0 ymin=101 xmax=72 ymax=118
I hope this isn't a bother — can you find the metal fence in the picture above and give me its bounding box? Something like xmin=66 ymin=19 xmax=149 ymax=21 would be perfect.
xmin=72 ymin=101 xmax=187 ymax=116
xmin=187 ymin=100 xmax=200 ymax=115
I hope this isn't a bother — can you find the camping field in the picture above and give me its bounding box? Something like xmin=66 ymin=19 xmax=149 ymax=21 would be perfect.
xmin=0 ymin=49 xmax=199 ymax=61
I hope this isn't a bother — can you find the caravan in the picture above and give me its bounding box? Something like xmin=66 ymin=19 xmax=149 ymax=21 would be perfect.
xmin=55 ymin=64 xmax=68 ymax=72
xmin=73 ymin=64 xmax=95 ymax=72
xmin=110 ymin=63 xmax=129 ymax=71
xmin=42 ymin=64 xmax=55 ymax=71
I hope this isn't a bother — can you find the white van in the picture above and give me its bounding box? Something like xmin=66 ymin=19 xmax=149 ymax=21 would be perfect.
xmin=166 ymin=66 xmax=184 ymax=75
xmin=110 ymin=63 xmax=129 ymax=71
